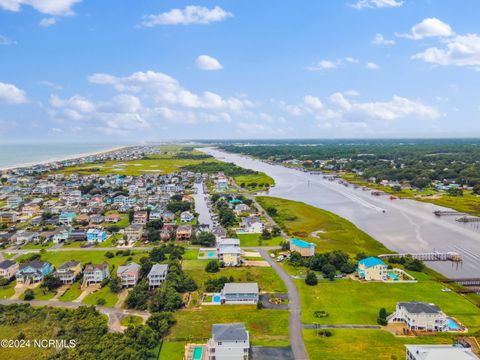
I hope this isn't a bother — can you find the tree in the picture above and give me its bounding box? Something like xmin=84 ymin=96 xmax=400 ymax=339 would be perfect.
xmin=473 ymin=184 xmax=480 ymax=195
xmin=146 ymin=312 xmax=175 ymax=337
xmin=42 ymin=274 xmax=62 ymax=291
xmin=195 ymin=231 xmax=216 ymax=247
xmin=447 ymin=187 xmax=463 ymax=197
xmin=266 ymin=207 xmax=277 ymax=217
xmin=322 ymin=264 xmax=336 ymax=281
xmin=23 ymin=289 xmax=34 ymax=301
xmin=305 ymin=271 xmax=318 ymax=286
xmin=377 ymin=307 xmax=388 ymax=325
xmin=104 ymin=251 xmax=114 ymax=259
xmin=109 ymin=276 xmax=122 ymax=293
xmin=149 ymin=247 xmax=166 ymax=262
xmin=205 ymin=260 xmax=220 ymax=273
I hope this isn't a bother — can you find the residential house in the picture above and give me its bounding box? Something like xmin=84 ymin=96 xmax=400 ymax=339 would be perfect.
xmin=117 ymin=262 xmax=141 ymax=287
xmin=388 ymin=301 xmax=449 ymax=332
xmin=180 ymin=211 xmax=194 ymax=223
xmin=206 ymin=323 xmax=250 ymax=360
xmin=16 ymin=261 xmax=53 ymax=283
xmin=22 ymin=203 xmax=41 ymax=217
xmin=213 ymin=226 xmax=227 ymax=240
xmin=0 ymin=260 xmax=18 ymax=279
xmin=125 ymin=224 xmax=143 ymax=242
xmin=59 ymin=211 xmax=76 ymax=225
xmin=105 ymin=213 xmax=121 ymax=223
xmin=176 ymin=225 xmax=192 ymax=241
xmin=70 ymin=229 xmax=86 ymax=242
xmin=149 ymin=207 xmax=164 ymax=220
xmin=86 ymin=228 xmax=107 ymax=243
xmin=14 ymin=231 xmax=39 ymax=245
xmin=133 ymin=211 xmax=148 ymax=224
xmin=89 ymin=214 xmax=104 ymax=224
xmin=234 ymin=203 xmax=250 ymax=215
xmin=0 ymin=212 xmax=17 ymax=226
xmin=220 ymin=283 xmax=259 ymax=305
xmin=6 ymin=196 xmax=22 ymax=209
xmin=218 ymin=245 xmax=241 ymax=267
xmin=52 ymin=227 xmax=71 ymax=243
xmin=240 ymin=216 xmax=264 ymax=234
xmin=405 ymin=345 xmax=479 ymax=360
xmin=53 ymin=261 xmax=82 ymax=284
xmin=357 ymin=257 xmax=388 ymax=281
xmin=290 ymin=238 xmax=316 ymax=257
xmin=162 ymin=210 xmax=175 ymax=222
xmin=83 ymin=263 xmax=109 ymax=285
xmin=147 ymin=264 xmax=168 ymax=288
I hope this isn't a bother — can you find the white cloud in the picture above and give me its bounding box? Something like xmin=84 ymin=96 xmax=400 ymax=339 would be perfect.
xmin=0 ymin=34 xmax=16 ymax=45
xmin=351 ymin=0 xmax=403 ymax=10
xmin=303 ymin=95 xmax=324 ymax=109
xmin=399 ymin=18 xmax=454 ymax=40
xmin=345 ymin=57 xmax=359 ymax=63
xmin=88 ymin=70 xmax=251 ymax=112
xmin=307 ymin=60 xmax=337 ymax=71
xmin=366 ymin=62 xmax=380 ymax=70
xmin=0 ymin=81 xmax=28 ymax=104
xmin=412 ymin=33 xmax=480 ymax=68
xmin=39 ymin=17 xmax=57 ymax=27
xmin=140 ymin=5 xmax=232 ymax=27
xmin=0 ymin=0 xmax=81 ymax=16
xmin=196 ymin=55 xmax=223 ymax=70
xmin=38 ymin=80 xmax=63 ymax=89
xmin=372 ymin=33 xmax=395 ymax=45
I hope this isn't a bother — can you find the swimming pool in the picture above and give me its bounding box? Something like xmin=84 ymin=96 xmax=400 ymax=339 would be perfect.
xmin=213 ymin=295 xmax=221 ymax=303
xmin=387 ymin=273 xmax=400 ymax=280
xmin=193 ymin=346 xmax=203 ymax=360
xmin=208 ymin=251 xmax=215 ymax=258
xmin=448 ymin=318 xmax=461 ymax=330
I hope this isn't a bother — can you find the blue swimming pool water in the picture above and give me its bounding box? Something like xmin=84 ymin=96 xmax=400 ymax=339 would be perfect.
xmin=388 ymin=273 xmax=400 ymax=280
xmin=213 ymin=295 xmax=221 ymax=303
xmin=208 ymin=251 xmax=215 ymax=257
xmin=448 ymin=318 xmax=461 ymax=330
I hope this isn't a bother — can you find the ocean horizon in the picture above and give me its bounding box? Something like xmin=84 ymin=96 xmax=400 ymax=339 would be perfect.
xmin=0 ymin=143 xmax=126 ymax=170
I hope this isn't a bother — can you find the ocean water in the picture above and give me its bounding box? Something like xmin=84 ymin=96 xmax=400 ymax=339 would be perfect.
xmin=0 ymin=143 xmax=122 ymax=169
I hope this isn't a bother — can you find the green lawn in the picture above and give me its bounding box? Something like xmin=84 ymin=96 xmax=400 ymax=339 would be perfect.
xmin=158 ymin=340 xmax=185 ymax=360
xmin=23 ymin=286 xmax=57 ymax=301
xmin=234 ymin=173 xmax=274 ymax=192
xmin=256 ymin=196 xmax=390 ymax=256
xmin=167 ymin=306 xmax=289 ymax=346
xmin=0 ymin=323 xmax=55 ymax=360
xmin=237 ymin=233 xmax=284 ymax=247
xmin=0 ymin=281 xmax=15 ymax=299
xmin=16 ymin=250 xmax=148 ymax=269
xmin=297 ymin=277 xmax=480 ymax=331
xmin=21 ymin=242 xmax=55 ymax=250
xmin=59 ymin=282 xmax=83 ymax=302
xmin=303 ymin=328 xmax=454 ymax=360
xmin=83 ymin=286 xmax=118 ymax=307
xmin=182 ymin=258 xmax=287 ymax=293
xmin=120 ymin=315 xmax=144 ymax=327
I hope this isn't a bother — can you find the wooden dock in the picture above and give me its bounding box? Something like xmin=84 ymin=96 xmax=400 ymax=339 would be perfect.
xmin=433 ymin=210 xmax=466 ymax=217
xmin=456 ymin=216 xmax=480 ymax=223
xmin=378 ymin=251 xmax=463 ymax=262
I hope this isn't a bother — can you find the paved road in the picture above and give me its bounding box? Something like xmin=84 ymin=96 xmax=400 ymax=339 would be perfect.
xmin=258 ymin=249 xmax=308 ymax=360
xmin=303 ymin=324 xmax=382 ymax=329
xmin=0 ymin=299 xmax=150 ymax=332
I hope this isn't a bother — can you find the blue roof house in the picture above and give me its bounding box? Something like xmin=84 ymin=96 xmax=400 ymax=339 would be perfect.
xmin=290 ymin=238 xmax=316 ymax=257
xmin=357 ymin=257 xmax=387 ymax=281
xmin=86 ymin=229 xmax=107 ymax=243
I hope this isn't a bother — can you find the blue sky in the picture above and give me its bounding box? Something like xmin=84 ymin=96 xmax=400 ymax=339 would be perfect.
xmin=0 ymin=0 xmax=479 ymax=142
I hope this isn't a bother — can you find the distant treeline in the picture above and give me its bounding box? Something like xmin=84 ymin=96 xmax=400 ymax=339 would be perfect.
xmin=181 ymin=161 xmax=259 ymax=176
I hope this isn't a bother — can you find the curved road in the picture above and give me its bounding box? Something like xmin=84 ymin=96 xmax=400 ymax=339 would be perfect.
xmin=258 ymin=249 xmax=308 ymax=360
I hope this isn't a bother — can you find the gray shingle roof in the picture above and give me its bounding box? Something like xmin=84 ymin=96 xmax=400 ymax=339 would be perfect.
xmin=399 ymin=301 xmax=441 ymax=314
xmin=223 ymin=282 xmax=258 ymax=294
xmin=0 ymin=260 xmax=16 ymax=270
xmin=212 ymin=323 xmax=248 ymax=341
xmin=148 ymin=263 xmax=168 ymax=276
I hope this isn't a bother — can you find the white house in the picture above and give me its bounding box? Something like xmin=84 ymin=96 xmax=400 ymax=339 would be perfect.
xmin=147 ymin=263 xmax=168 ymax=288
xmin=388 ymin=301 xmax=449 ymax=332
xmin=207 ymin=323 xmax=250 ymax=360
xmin=221 ymin=283 xmax=259 ymax=305
xmin=405 ymin=345 xmax=479 ymax=360
xmin=239 ymin=216 xmax=264 ymax=234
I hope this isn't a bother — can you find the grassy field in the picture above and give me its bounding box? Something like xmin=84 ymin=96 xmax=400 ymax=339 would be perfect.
xmin=16 ymin=250 xmax=148 ymax=268
xmin=256 ymin=196 xmax=390 ymax=256
xmin=234 ymin=172 xmax=274 ymax=191
xmin=83 ymin=286 xmax=118 ymax=307
xmin=303 ymin=328 xmax=454 ymax=360
xmin=341 ymin=172 xmax=480 ymax=216
xmin=236 ymin=233 xmax=284 ymax=247
xmin=26 ymin=286 xmax=57 ymax=301
xmin=296 ymin=277 xmax=480 ymax=330
xmin=182 ymin=257 xmax=287 ymax=293
xmin=21 ymin=242 xmax=55 ymax=250
xmin=59 ymin=282 xmax=83 ymax=301
xmin=120 ymin=315 xmax=144 ymax=327
xmin=158 ymin=340 xmax=185 ymax=360
xmin=0 ymin=281 xmax=15 ymax=299
xmin=0 ymin=323 xmax=55 ymax=360
xmin=166 ymin=306 xmax=289 ymax=346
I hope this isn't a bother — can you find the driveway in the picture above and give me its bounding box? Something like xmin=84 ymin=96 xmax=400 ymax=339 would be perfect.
xmin=258 ymin=249 xmax=308 ymax=360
